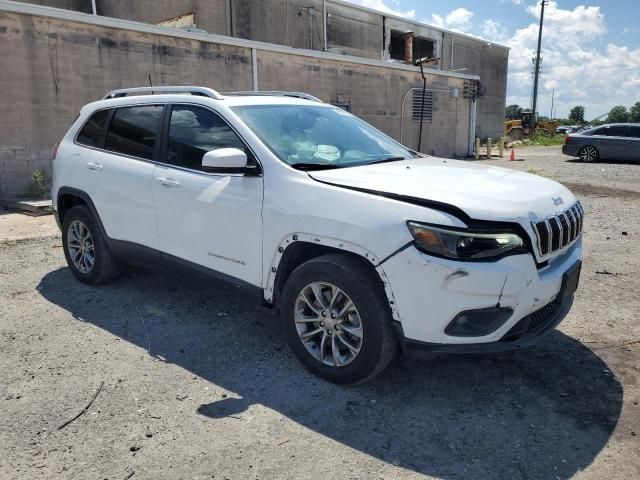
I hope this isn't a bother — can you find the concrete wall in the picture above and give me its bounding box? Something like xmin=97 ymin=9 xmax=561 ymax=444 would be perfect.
xmin=0 ymin=9 xmax=471 ymax=197
xmin=0 ymin=10 xmax=251 ymax=197
xmin=98 ymin=0 xmax=230 ymax=36
xmin=257 ymin=51 xmax=470 ymax=157
xmin=441 ymin=33 xmax=509 ymax=140
xmin=17 ymin=0 xmax=508 ymax=142
xmin=325 ymin=2 xmax=382 ymax=59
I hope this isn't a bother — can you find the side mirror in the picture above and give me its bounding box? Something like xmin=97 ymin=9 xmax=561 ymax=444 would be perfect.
xmin=202 ymin=148 xmax=248 ymax=174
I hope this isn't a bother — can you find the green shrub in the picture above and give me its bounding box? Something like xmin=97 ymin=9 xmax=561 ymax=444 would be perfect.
xmin=28 ymin=169 xmax=50 ymax=199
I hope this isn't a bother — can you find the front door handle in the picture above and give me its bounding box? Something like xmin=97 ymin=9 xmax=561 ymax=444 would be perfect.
xmin=86 ymin=162 xmax=103 ymax=172
xmin=157 ymin=177 xmax=180 ymax=188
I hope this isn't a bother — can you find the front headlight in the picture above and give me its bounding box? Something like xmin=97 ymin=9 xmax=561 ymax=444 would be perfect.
xmin=407 ymin=221 xmax=525 ymax=260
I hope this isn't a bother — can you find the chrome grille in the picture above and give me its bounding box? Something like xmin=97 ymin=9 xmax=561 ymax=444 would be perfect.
xmin=533 ymin=201 xmax=584 ymax=256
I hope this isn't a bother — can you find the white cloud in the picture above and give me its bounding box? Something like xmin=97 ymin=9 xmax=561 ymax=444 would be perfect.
xmin=343 ymin=0 xmax=638 ymax=118
xmin=423 ymin=7 xmax=474 ymax=34
xmin=482 ymin=19 xmax=508 ymax=43
xmin=488 ymin=1 xmax=637 ymax=118
xmin=344 ymin=0 xmax=415 ymax=19
xmin=445 ymin=8 xmax=474 ymax=31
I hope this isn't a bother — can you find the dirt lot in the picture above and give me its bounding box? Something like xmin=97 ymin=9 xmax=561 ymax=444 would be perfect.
xmin=1 ymin=146 xmax=639 ymax=479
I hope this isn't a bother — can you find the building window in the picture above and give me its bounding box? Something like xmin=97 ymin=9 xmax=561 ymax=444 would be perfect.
xmin=413 ymin=36 xmax=435 ymax=62
xmin=412 ymin=90 xmax=433 ymax=122
xmin=389 ymin=30 xmax=405 ymax=60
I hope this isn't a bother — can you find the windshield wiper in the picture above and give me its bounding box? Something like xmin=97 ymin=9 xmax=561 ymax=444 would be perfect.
xmin=365 ymin=156 xmax=407 ymax=165
xmin=290 ymin=162 xmax=342 ymax=171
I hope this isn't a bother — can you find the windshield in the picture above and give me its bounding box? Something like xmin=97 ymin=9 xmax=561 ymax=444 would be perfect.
xmin=231 ymin=104 xmax=415 ymax=169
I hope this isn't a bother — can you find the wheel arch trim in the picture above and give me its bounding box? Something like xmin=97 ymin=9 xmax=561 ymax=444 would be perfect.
xmin=57 ymin=187 xmax=110 ymax=242
xmin=265 ymin=233 xmax=401 ymax=321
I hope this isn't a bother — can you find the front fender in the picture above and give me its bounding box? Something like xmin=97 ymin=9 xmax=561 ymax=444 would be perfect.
xmin=264 ymin=232 xmax=401 ymax=321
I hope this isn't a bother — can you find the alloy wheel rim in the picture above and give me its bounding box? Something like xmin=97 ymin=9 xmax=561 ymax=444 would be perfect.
xmin=67 ymin=220 xmax=95 ymax=274
xmin=294 ymin=282 xmax=363 ymax=367
xmin=580 ymin=147 xmax=596 ymax=162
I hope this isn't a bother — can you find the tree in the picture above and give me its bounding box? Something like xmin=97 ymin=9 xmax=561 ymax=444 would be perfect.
xmin=629 ymin=102 xmax=640 ymax=123
xmin=569 ymin=106 xmax=585 ymax=124
xmin=505 ymin=104 xmax=523 ymax=120
xmin=607 ymin=105 xmax=629 ymax=123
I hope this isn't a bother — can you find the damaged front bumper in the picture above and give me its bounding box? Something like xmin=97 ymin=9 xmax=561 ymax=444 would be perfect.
xmin=381 ymin=239 xmax=582 ymax=355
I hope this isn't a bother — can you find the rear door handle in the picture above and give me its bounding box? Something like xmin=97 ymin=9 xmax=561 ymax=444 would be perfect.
xmin=86 ymin=162 xmax=103 ymax=172
xmin=157 ymin=177 xmax=180 ymax=188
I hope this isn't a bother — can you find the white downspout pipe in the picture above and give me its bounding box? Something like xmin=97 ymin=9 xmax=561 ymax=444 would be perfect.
xmin=251 ymin=48 xmax=258 ymax=91
xmin=91 ymin=0 xmax=97 ymax=15
xmin=468 ymin=99 xmax=477 ymax=156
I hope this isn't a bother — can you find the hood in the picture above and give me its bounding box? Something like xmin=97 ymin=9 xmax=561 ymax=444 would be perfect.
xmin=308 ymin=157 xmax=575 ymax=223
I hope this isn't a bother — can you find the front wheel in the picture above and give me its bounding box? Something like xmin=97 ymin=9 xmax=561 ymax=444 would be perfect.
xmin=578 ymin=145 xmax=599 ymax=162
xmin=281 ymin=254 xmax=397 ymax=384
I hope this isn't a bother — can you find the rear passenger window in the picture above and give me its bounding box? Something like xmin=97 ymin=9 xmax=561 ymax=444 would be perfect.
xmin=166 ymin=105 xmax=247 ymax=171
xmin=105 ymin=105 xmax=163 ymax=160
xmin=603 ymin=126 xmax=627 ymax=137
xmin=76 ymin=109 xmax=110 ymax=148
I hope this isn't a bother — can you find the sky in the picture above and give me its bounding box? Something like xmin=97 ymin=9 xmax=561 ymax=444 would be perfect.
xmin=344 ymin=0 xmax=640 ymax=120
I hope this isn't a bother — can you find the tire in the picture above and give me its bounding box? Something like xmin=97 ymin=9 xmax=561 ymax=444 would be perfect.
xmin=61 ymin=205 xmax=122 ymax=285
xmin=280 ymin=253 xmax=397 ymax=384
xmin=578 ymin=145 xmax=599 ymax=162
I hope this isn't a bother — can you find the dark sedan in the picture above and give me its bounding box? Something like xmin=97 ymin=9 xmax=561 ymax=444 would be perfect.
xmin=562 ymin=123 xmax=640 ymax=162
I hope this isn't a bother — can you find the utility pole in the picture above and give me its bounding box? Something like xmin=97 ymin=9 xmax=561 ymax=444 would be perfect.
xmin=531 ymin=0 xmax=548 ymax=131
xmin=550 ymin=87 xmax=555 ymax=119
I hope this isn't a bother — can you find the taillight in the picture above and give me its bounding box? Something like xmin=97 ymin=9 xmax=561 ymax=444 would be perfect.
xmin=51 ymin=143 xmax=59 ymax=160
xmin=565 ymin=135 xmax=571 ymax=144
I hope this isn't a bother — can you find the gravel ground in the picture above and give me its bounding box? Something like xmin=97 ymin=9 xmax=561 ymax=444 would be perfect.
xmin=1 ymin=146 xmax=639 ymax=479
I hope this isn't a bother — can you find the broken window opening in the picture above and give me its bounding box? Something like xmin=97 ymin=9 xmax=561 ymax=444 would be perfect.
xmin=389 ymin=30 xmax=405 ymax=61
xmin=413 ymin=37 xmax=435 ymax=62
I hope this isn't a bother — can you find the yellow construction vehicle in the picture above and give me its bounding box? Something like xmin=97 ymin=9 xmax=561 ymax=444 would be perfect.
xmin=504 ymin=108 xmax=559 ymax=141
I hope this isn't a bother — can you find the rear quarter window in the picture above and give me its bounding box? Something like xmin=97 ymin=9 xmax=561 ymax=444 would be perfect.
xmin=626 ymin=126 xmax=640 ymax=138
xmin=76 ymin=109 xmax=111 ymax=148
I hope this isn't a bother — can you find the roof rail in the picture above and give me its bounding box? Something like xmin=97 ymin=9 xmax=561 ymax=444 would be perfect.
xmin=103 ymin=86 xmax=223 ymax=100
xmin=224 ymin=91 xmax=322 ymax=102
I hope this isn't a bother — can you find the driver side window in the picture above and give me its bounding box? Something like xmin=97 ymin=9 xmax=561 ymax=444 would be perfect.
xmin=166 ymin=105 xmax=249 ymax=171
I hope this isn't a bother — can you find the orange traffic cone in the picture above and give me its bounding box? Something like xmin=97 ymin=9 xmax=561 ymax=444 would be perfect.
xmin=509 ymin=149 xmax=516 ymax=161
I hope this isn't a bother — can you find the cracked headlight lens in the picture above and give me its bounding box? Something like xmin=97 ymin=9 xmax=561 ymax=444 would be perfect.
xmin=407 ymin=222 xmax=525 ymax=260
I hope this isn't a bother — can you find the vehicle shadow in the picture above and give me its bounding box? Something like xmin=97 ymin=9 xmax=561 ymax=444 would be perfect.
xmin=37 ymin=267 xmax=623 ymax=479
xmin=566 ymin=158 xmax=639 ymax=165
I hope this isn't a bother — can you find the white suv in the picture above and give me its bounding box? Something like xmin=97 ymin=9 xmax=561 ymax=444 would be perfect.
xmin=52 ymin=86 xmax=583 ymax=384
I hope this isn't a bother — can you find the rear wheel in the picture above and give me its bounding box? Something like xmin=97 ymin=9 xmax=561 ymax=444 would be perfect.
xmin=61 ymin=205 xmax=122 ymax=285
xmin=578 ymin=146 xmax=599 ymax=162
xmin=281 ymin=254 xmax=397 ymax=384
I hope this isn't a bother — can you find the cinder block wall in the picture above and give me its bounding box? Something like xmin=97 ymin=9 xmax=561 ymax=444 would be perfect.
xmin=15 ymin=0 xmax=507 ymax=138
xmin=257 ymin=51 xmax=470 ymax=156
xmin=0 ymin=11 xmax=252 ymax=197
xmin=0 ymin=10 xmax=470 ymax=198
